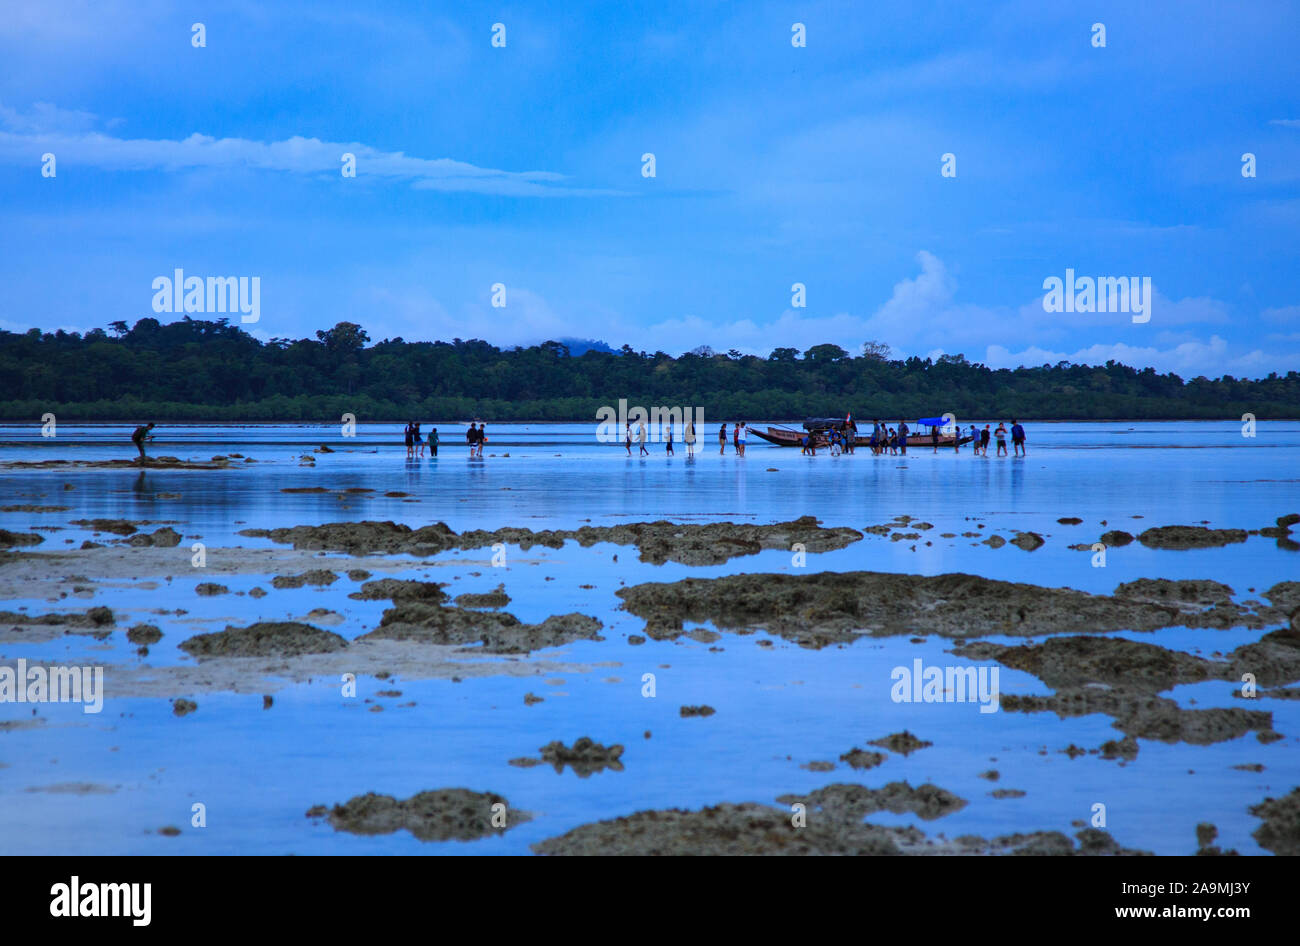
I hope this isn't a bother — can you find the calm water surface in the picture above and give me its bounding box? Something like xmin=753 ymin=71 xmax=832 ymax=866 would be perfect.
xmin=1 ymin=421 xmax=1297 ymax=854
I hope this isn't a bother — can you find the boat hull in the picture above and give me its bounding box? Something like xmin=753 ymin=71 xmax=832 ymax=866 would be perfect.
xmin=751 ymin=426 xmax=973 ymax=448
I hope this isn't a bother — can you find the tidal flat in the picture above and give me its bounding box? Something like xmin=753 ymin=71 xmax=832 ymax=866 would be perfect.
xmin=1 ymin=421 xmax=1298 ymax=855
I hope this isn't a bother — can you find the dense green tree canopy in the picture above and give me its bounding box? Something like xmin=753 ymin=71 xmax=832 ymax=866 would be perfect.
xmin=1 ymin=317 xmax=1296 ymax=421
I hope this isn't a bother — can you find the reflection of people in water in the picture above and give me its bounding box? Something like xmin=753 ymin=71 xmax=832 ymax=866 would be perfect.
xmin=131 ymin=422 xmax=156 ymax=462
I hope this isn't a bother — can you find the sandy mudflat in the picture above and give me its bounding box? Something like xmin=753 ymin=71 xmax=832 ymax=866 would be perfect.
xmin=3 ymin=501 xmax=1298 ymax=855
xmin=239 ymin=515 xmax=864 ymax=565
xmin=615 ymin=571 xmax=1295 ymax=646
xmin=0 ymin=544 xmax=495 ymax=600
xmin=1 ymin=637 xmax=602 ymax=701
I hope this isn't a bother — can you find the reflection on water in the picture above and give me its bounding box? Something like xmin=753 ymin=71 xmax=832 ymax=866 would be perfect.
xmin=1 ymin=421 xmax=1298 ymax=855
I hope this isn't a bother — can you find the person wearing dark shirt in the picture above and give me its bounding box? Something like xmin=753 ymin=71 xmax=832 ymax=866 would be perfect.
xmin=131 ymin=423 xmax=156 ymax=463
xmin=1011 ymin=419 xmax=1027 ymax=457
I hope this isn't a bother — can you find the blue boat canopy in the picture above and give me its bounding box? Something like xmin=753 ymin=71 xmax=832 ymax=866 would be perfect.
xmin=917 ymin=416 xmax=950 ymax=427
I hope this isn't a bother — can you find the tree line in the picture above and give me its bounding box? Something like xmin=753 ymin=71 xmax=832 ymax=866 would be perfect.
xmin=1 ymin=317 xmax=1296 ymax=421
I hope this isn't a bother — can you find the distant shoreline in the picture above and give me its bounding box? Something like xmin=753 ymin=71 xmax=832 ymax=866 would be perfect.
xmin=3 ymin=417 xmax=1298 ymax=426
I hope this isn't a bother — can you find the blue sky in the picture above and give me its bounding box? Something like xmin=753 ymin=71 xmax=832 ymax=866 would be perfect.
xmin=1 ymin=0 xmax=1298 ymax=377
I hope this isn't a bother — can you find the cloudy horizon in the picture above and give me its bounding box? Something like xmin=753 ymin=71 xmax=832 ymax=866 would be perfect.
xmin=2 ymin=0 xmax=1297 ymax=378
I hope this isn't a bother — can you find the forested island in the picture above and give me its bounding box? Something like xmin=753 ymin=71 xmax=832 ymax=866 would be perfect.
xmin=2 ymin=317 xmax=1297 ymax=421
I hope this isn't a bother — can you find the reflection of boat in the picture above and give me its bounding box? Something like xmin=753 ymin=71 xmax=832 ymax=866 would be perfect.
xmin=750 ymin=416 xmax=972 ymax=448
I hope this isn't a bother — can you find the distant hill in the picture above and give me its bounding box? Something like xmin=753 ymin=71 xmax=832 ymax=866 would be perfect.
xmin=551 ymin=337 xmax=617 ymax=356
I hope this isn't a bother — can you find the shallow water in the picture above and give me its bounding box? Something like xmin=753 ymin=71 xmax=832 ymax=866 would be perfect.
xmin=1 ymin=421 xmax=1297 ymax=854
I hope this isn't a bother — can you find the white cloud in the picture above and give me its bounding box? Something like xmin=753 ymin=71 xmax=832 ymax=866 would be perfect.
xmin=611 ymin=253 xmax=1293 ymax=378
xmin=984 ymin=336 xmax=1291 ymax=378
xmin=1262 ymin=305 xmax=1300 ymax=322
xmin=0 ymin=117 xmax=623 ymax=197
xmin=0 ymin=102 xmax=100 ymax=133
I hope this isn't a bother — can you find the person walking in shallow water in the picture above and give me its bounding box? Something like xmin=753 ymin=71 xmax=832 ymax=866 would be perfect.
xmin=684 ymin=418 xmax=695 ymax=457
xmin=625 ymin=423 xmax=633 ymax=456
xmin=719 ymin=423 xmax=727 ymax=455
xmin=428 ymin=427 xmax=439 ymax=457
xmin=637 ymin=420 xmax=649 ymax=456
xmin=1011 ymin=418 xmax=1027 ymax=457
xmin=665 ymin=424 xmax=675 ymax=455
xmin=995 ymin=422 xmax=1008 ymax=457
xmin=131 ymin=422 xmax=156 ymax=463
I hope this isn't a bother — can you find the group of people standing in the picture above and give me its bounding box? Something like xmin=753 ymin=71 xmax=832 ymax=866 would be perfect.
xmin=404 ymin=422 xmax=490 ymax=457
xmin=800 ymin=425 xmax=856 ymax=455
xmin=403 ymin=422 xmax=439 ymax=457
xmin=794 ymin=417 xmax=1030 ymax=458
xmin=866 ymin=419 xmax=910 ymax=456
xmin=718 ymin=423 xmax=748 ymax=456
xmin=625 ymin=419 xmax=700 ymax=457
xmin=966 ymin=420 xmax=1027 ymax=457
xmin=465 ymin=423 xmax=487 ymax=457
xmin=398 ymin=417 xmax=1027 ymax=460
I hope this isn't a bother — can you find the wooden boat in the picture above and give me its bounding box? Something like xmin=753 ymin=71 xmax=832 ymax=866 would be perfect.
xmin=750 ymin=417 xmax=972 ymax=449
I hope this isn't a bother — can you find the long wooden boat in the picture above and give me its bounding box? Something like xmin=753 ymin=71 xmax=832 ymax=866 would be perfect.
xmin=751 ymin=425 xmax=972 ymax=449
